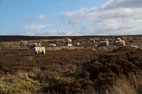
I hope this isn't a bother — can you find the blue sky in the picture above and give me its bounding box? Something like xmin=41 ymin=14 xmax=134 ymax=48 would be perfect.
xmin=0 ymin=0 xmax=142 ymax=36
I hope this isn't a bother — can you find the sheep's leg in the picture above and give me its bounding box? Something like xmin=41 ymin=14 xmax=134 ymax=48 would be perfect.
xmin=42 ymin=51 xmax=45 ymax=55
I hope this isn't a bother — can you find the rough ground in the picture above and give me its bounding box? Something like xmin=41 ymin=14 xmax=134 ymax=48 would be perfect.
xmin=0 ymin=35 xmax=142 ymax=94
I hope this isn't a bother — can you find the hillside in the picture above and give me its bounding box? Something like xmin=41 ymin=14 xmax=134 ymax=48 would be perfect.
xmin=0 ymin=36 xmax=142 ymax=94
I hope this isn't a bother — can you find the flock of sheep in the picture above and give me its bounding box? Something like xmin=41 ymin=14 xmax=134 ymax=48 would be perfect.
xmin=19 ymin=37 xmax=139 ymax=55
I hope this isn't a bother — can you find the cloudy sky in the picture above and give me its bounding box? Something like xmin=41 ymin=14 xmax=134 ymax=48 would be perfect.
xmin=0 ymin=0 xmax=142 ymax=36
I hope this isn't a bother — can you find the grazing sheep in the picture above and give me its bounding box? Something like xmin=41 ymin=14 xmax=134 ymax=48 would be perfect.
xmin=25 ymin=41 xmax=28 ymax=43
xmin=115 ymin=40 xmax=126 ymax=46
xmin=37 ymin=43 xmax=41 ymax=47
xmin=32 ymin=47 xmax=46 ymax=55
xmin=98 ymin=40 xmax=109 ymax=47
xmin=90 ymin=39 xmax=95 ymax=44
xmin=104 ymin=39 xmax=109 ymax=41
xmin=48 ymin=43 xmax=56 ymax=47
xmin=66 ymin=38 xmax=72 ymax=44
xmin=27 ymin=43 xmax=39 ymax=49
xmin=116 ymin=37 xmax=121 ymax=41
xmin=75 ymin=43 xmax=80 ymax=46
xmin=128 ymin=45 xmax=139 ymax=49
xmin=20 ymin=41 xmax=28 ymax=47
xmin=67 ymin=44 xmax=73 ymax=46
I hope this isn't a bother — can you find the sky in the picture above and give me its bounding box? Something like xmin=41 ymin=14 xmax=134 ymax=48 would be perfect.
xmin=0 ymin=0 xmax=142 ymax=36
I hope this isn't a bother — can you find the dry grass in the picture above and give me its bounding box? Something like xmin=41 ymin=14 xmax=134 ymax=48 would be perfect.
xmin=105 ymin=78 xmax=136 ymax=94
xmin=105 ymin=72 xmax=142 ymax=94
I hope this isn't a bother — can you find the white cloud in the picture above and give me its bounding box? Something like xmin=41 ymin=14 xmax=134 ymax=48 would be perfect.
xmin=68 ymin=19 xmax=81 ymax=25
xmin=22 ymin=24 xmax=78 ymax=36
xmin=24 ymin=24 xmax=52 ymax=30
xmin=103 ymin=0 xmax=142 ymax=9
xmin=21 ymin=0 xmax=142 ymax=36
xmin=37 ymin=29 xmax=76 ymax=36
xmin=15 ymin=29 xmax=77 ymax=36
xmin=64 ymin=0 xmax=142 ymax=35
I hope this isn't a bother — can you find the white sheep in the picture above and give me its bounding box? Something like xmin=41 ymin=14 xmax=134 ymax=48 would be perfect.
xmin=116 ymin=38 xmax=121 ymax=41
xmin=37 ymin=43 xmax=41 ymax=47
xmin=75 ymin=43 xmax=80 ymax=46
xmin=27 ymin=43 xmax=39 ymax=49
xmin=48 ymin=43 xmax=56 ymax=47
xmin=98 ymin=40 xmax=109 ymax=47
xmin=67 ymin=44 xmax=73 ymax=46
xmin=104 ymin=39 xmax=109 ymax=41
xmin=115 ymin=40 xmax=126 ymax=46
xmin=32 ymin=47 xmax=46 ymax=55
xmin=90 ymin=39 xmax=95 ymax=44
xmin=128 ymin=45 xmax=139 ymax=49
xmin=66 ymin=38 xmax=72 ymax=44
xmin=20 ymin=41 xmax=28 ymax=47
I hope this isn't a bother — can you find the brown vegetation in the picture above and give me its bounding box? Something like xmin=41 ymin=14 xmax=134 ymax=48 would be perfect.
xmin=0 ymin=36 xmax=142 ymax=94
